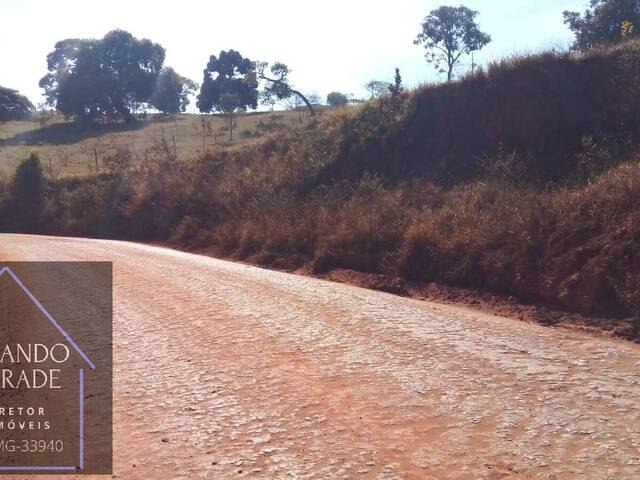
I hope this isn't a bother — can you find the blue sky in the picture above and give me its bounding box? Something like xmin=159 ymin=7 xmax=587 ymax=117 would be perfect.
xmin=1 ymin=0 xmax=587 ymax=109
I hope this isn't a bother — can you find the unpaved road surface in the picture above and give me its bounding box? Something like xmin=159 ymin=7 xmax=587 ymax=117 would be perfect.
xmin=1 ymin=234 xmax=639 ymax=480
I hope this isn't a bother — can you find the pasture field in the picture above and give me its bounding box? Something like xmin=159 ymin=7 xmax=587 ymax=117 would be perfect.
xmin=0 ymin=109 xmax=322 ymax=177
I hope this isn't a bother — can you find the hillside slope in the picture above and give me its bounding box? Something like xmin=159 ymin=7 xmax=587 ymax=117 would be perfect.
xmin=318 ymin=43 xmax=640 ymax=184
xmin=1 ymin=42 xmax=639 ymax=337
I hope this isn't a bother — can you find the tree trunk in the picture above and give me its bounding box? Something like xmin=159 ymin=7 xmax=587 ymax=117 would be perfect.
xmin=93 ymin=145 xmax=99 ymax=172
xmin=290 ymin=89 xmax=315 ymax=116
xmin=120 ymin=105 xmax=134 ymax=123
xmin=447 ymin=53 xmax=455 ymax=83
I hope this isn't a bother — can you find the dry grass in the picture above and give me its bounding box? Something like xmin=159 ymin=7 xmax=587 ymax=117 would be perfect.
xmin=0 ymin=109 xmax=324 ymax=177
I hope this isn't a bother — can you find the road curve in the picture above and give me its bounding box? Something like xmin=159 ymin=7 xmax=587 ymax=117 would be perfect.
xmin=1 ymin=234 xmax=639 ymax=480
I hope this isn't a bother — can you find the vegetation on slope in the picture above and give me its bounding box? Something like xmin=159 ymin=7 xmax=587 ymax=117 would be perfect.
xmin=1 ymin=42 xmax=640 ymax=336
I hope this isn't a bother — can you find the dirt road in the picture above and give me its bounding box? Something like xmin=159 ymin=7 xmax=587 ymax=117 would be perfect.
xmin=1 ymin=234 xmax=639 ymax=479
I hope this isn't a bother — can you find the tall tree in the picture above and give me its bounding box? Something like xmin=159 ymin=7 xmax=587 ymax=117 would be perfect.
xmin=39 ymin=30 xmax=165 ymax=122
xmin=257 ymin=62 xmax=315 ymax=115
xmin=414 ymin=5 xmax=491 ymax=82
xmin=220 ymin=93 xmax=241 ymax=141
xmin=151 ymin=67 xmax=197 ymax=115
xmin=389 ymin=68 xmax=404 ymax=96
xmin=0 ymin=86 xmax=34 ymax=121
xmin=196 ymin=50 xmax=258 ymax=115
xmin=364 ymin=80 xmax=391 ymax=99
xmin=564 ymin=0 xmax=640 ymax=50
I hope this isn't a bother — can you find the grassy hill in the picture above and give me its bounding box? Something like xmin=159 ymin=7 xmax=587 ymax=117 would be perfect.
xmin=0 ymin=109 xmax=320 ymax=177
xmin=1 ymin=42 xmax=640 ymax=338
xmin=316 ymin=44 xmax=640 ymax=184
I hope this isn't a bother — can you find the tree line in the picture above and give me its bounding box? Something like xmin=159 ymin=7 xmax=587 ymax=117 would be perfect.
xmin=0 ymin=1 xmax=638 ymax=123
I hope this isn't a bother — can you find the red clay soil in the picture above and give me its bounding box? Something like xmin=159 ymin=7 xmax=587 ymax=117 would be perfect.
xmin=152 ymin=240 xmax=640 ymax=343
xmin=317 ymin=268 xmax=639 ymax=343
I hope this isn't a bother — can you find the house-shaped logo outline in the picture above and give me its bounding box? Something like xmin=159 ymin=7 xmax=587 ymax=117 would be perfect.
xmin=0 ymin=266 xmax=94 ymax=473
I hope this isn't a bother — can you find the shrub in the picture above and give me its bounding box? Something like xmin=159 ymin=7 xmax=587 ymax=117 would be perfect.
xmin=1 ymin=152 xmax=45 ymax=232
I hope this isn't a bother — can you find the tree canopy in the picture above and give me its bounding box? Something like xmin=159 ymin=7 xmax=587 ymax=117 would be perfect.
xmin=364 ymin=80 xmax=392 ymax=99
xmin=326 ymin=92 xmax=348 ymax=107
xmin=414 ymin=5 xmax=491 ymax=82
xmin=564 ymin=0 xmax=640 ymax=50
xmin=151 ymin=67 xmax=197 ymax=114
xmin=0 ymin=86 xmax=34 ymax=122
xmin=389 ymin=68 xmax=404 ymax=96
xmin=196 ymin=50 xmax=258 ymax=114
xmin=39 ymin=30 xmax=165 ymax=122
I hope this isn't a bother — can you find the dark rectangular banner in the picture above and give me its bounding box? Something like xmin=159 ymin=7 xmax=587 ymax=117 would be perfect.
xmin=0 ymin=262 xmax=113 ymax=475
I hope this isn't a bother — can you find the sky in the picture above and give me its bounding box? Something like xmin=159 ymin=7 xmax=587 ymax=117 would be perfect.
xmin=0 ymin=0 xmax=588 ymax=110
